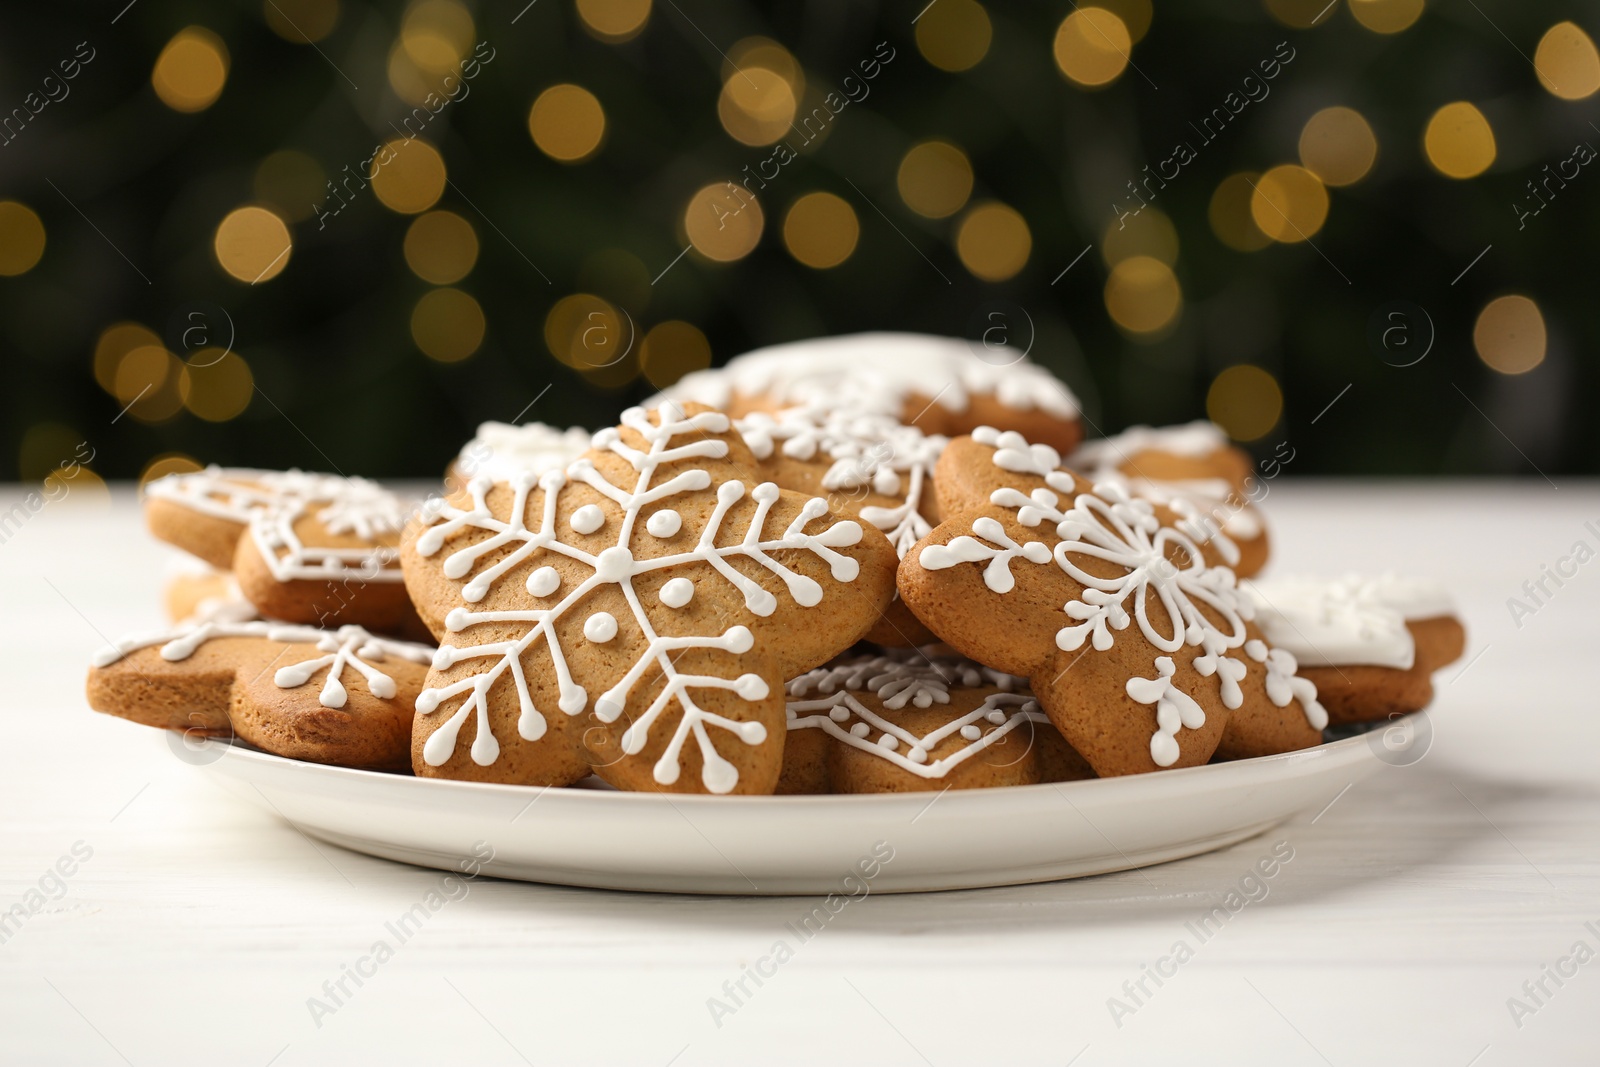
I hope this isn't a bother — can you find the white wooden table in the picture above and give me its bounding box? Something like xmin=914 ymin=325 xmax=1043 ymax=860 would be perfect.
xmin=1 ymin=481 xmax=1594 ymax=1065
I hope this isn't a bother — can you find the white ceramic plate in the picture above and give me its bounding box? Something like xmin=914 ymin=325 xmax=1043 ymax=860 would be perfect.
xmin=185 ymin=725 xmax=1394 ymax=895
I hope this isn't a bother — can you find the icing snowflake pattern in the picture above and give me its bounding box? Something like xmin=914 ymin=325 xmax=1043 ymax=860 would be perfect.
xmin=412 ymin=402 xmax=868 ymax=794
xmin=786 ymin=651 xmax=1021 ymax=709
xmin=92 ymin=621 xmax=433 ymax=709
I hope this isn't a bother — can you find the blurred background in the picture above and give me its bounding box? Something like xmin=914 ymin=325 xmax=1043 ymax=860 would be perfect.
xmin=0 ymin=0 xmax=1594 ymax=486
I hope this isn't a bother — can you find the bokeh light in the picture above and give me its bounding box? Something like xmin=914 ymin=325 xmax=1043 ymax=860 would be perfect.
xmin=1473 ymin=295 xmax=1546 ymax=375
xmin=1102 ymin=207 xmax=1178 ymax=266
xmin=956 ymin=201 xmax=1031 ymax=282
xmin=897 ymin=141 xmax=974 ymax=219
xmin=1053 ymin=8 xmax=1132 ymax=87
xmin=0 ymin=201 xmax=46 ymax=276
xmin=915 ymin=0 xmax=992 ymax=72
xmin=1347 ymin=0 xmax=1424 ymax=35
xmin=18 ymin=423 xmax=82 ymax=482
xmin=717 ymin=68 xmax=797 ymax=147
xmin=640 ymin=321 xmax=713 ymax=388
xmin=1298 ymin=106 xmax=1378 ymax=186
xmin=184 ymin=350 xmax=254 ymax=421
xmin=404 ymin=210 xmax=479 ymax=284
xmin=412 ymin=288 xmax=485 ymax=362
xmin=726 ymin=38 xmax=804 ymax=96
xmin=1206 ymin=364 xmax=1283 ymax=441
xmin=253 ymin=150 xmax=325 ymax=223
xmin=1209 ymin=173 xmax=1272 ymax=252
xmin=402 ymin=0 xmax=474 ymax=73
xmin=140 ymin=454 xmax=204 ymax=488
xmin=1423 ymin=102 xmax=1496 ymax=179
xmin=1104 ymin=255 xmax=1181 ymax=336
xmin=577 ymin=0 xmax=651 ymax=42
xmin=544 ymin=293 xmax=629 ymax=371
xmin=1264 ymin=0 xmax=1335 ymax=29
xmin=782 ymin=192 xmax=859 ymax=269
xmin=114 ymin=344 xmax=189 ymax=423
xmin=264 ymin=0 xmax=340 ymax=43
xmin=578 ymin=249 xmax=652 ymax=313
xmin=1249 ymin=165 xmax=1329 ymax=243
xmin=152 ymin=27 xmax=229 ymax=113
xmin=1535 ymin=22 xmax=1600 ymax=100
xmin=529 ymin=84 xmax=607 ymax=162
xmin=214 ymin=206 xmax=293 ymax=283
xmin=93 ymin=323 xmax=161 ymax=394
xmin=684 ymin=183 xmax=764 ymax=262
xmin=370 ymin=138 xmax=447 ymax=213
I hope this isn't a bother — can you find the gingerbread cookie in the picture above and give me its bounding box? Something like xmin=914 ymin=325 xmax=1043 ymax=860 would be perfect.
xmin=1066 ymin=422 xmax=1269 ymax=577
xmin=898 ymin=468 xmax=1326 ymax=776
xmin=163 ymin=565 xmax=249 ymax=623
xmin=660 ymin=332 xmax=1084 ymax=453
xmin=735 ymin=406 xmax=945 ymax=645
xmin=779 ymin=651 xmax=1092 ymax=793
xmin=401 ymin=401 xmax=899 ymax=794
xmin=1245 ymin=574 xmax=1462 ymax=724
xmin=145 ymin=467 xmax=426 ymax=640
xmin=447 ymin=421 xmax=592 ymax=490
xmin=87 ymin=619 xmax=433 ymax=770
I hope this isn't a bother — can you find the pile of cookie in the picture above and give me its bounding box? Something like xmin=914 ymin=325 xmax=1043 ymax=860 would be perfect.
xmin=87 ymin=332 xmax=1465 ymax=795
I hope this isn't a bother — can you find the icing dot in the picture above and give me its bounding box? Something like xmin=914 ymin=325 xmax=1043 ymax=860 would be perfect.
xmin=570 ymin=504 xmax=605 ymax=534
xmin=646 ymin=510 xmax=682 ymax=538
xmin=829 ymin=706 xmax=850 ymax=722
xmin=594 ymin=545 xmax=635 ymax=582
xmin=659 ymin=577 xmax=694 ymax=608
xmin=986 ymin=710 xmax=1006 ymax=725
xmin=583 ymin=612 xmax=618 ymax=643
xmin=526 ymin=566 xmax=560 ymax=597
xmin=849 ymin=722 xmax=870 ymax=738
xmin=909 ymin=747 xmax=928 ymax=764
xmin=877 ymin=734 xmax=899 ymax=751
xmin=960 ymin=724 xmax=982 ymax=741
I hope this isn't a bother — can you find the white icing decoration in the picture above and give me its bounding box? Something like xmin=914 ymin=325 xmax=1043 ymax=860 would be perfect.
xmin=646 ymin=509 xmax=682 ymax=538
xmin=453 ymin=421 xmax=592 ymax=483
xmin=412 ymin=402 xmax=866 ymax=793
xmin=526 ymin=566 xmax=560 ymax=597
xmin=787 ymin=651 xmax=1047 ymax=781
xmin=92 ymin=621 xmax=432 ymax=710
xmin=656 ymin=332 xmax=1080 ymax=420
xmin=1244 ymin=577 xmax=1417 ymax=669
xmin=1244 ymin=639 xmax=1328 ymax=730
xmin=1127 ymin=656 xmax=1208 ymax=767
xmin=918 ymin=516 xmax=1052 ymax=594
xmin=569 ymin=504 xmax=605 ymax=535
xmin=659 ymin=577 xmax=694 ymax=608
xmin=1070 ymin=421 xmax=1229 ymax=466
xmin=583 ymin=611 xmax=618 ymax=643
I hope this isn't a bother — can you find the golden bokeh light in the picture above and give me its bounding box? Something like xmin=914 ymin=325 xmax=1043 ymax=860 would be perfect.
xmin=684 ymin=183 xmax=765 ymax=262
xmin=640 ymin=321 xmax=713 ymax=389
xmin=529 ymin=84 xmax=607 ymax=162
xmin=897 ymin=140 xmax=974 ymax=219
xmin=114 ymin=344 xmax=189 ymax=423
xmin=1053 ymin=8 xmax=1132 ymax=88
xmin=1473 ymin=295 xmax=1546 ymax=375
xmin=1104 ymin=255 xmax=1182 ymax=336
xmin=214 ymin=206 xmax=293 ymax=283
xmin=141 ymin=454 xmax=204 ymax=488
xmin=264 ymin=0 xmax=340 ymax=43
xmin=1348 ymin=0 xmax=1424 ymax=34
xmin=18 ymin=423 xmax=81 ymax=482
xmin=544 ymin=293 xmax=630 ymax=371
xmin=404 ymin=210 xmax=479 ymax=284
xmin=1207 ymin=364 xmax=1283 ymax=442
xmin=1535 ymin=22 xmax=1600 ymax=100
xmin=577 ymin=0 xmax=651 ymax=42
xmin=915 ymin=0 xmax=992 ymax=72
xmin=370 ymin=138 xmax=447 ymax=213
xmin=1249 ymin=164 xmax=1329 ymax=243
xmin=402 ymin=0 xmax=474 ymax=73
xmin=93 ymin=323 xmax=161 ymax=393
xmin=1102 ymin=207 xmax=1178 ymax=266
xmin=717 ymin=67 xmax=797 ymax=147
xmin=412 ymin=287 xmax=485 ymax=362
xmin=726 ymin=38 xmax=805 ymax=96
xmin=782 ymin=192 xmax=860 ymax=269
xmin=184 ymin=350 xmax=254 ymax=421
xmin=1299 ymin=106 xmax=1378 ymax=186
xmin=48 ymin=466 xmax=110 ymax=510
xmin=1423 ymin=102 xmax=1496 ymax=179
xmin=152 ymin=27 xmax=229 ymax=113
xmin=1209 ymin=173 xmax=1272 ymax=252
xmin=0 ymin=201 xmax=46 ymax=276
xmin=388 ymin=41 xmax=447 ymax=105
xmin=1089 ymin=0 xmax=1152 ymax=43
xmin=1264 ymin=0 xmax=1335 ymax=29
xmin=956 ymin=202 xmax=1031 ymax=282
xmin=253 ymin=150 xmax=325 ymax=223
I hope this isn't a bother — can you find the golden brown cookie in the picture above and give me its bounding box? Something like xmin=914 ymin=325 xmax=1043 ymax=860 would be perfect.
xmin=898 ymin=474 xmax=1325 ymax=777
xmin=86 ymin=620 xmax=433 ymax=770
xmin=163 ymin=567 xmax=246 ymax=623
xmin=658 ymin=333 xmax=1084 ymax=454
xmin=401 ymin=401 xmax=899 ymax=794
xmin=780 ymin=652 xmax=1069 ymax=793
